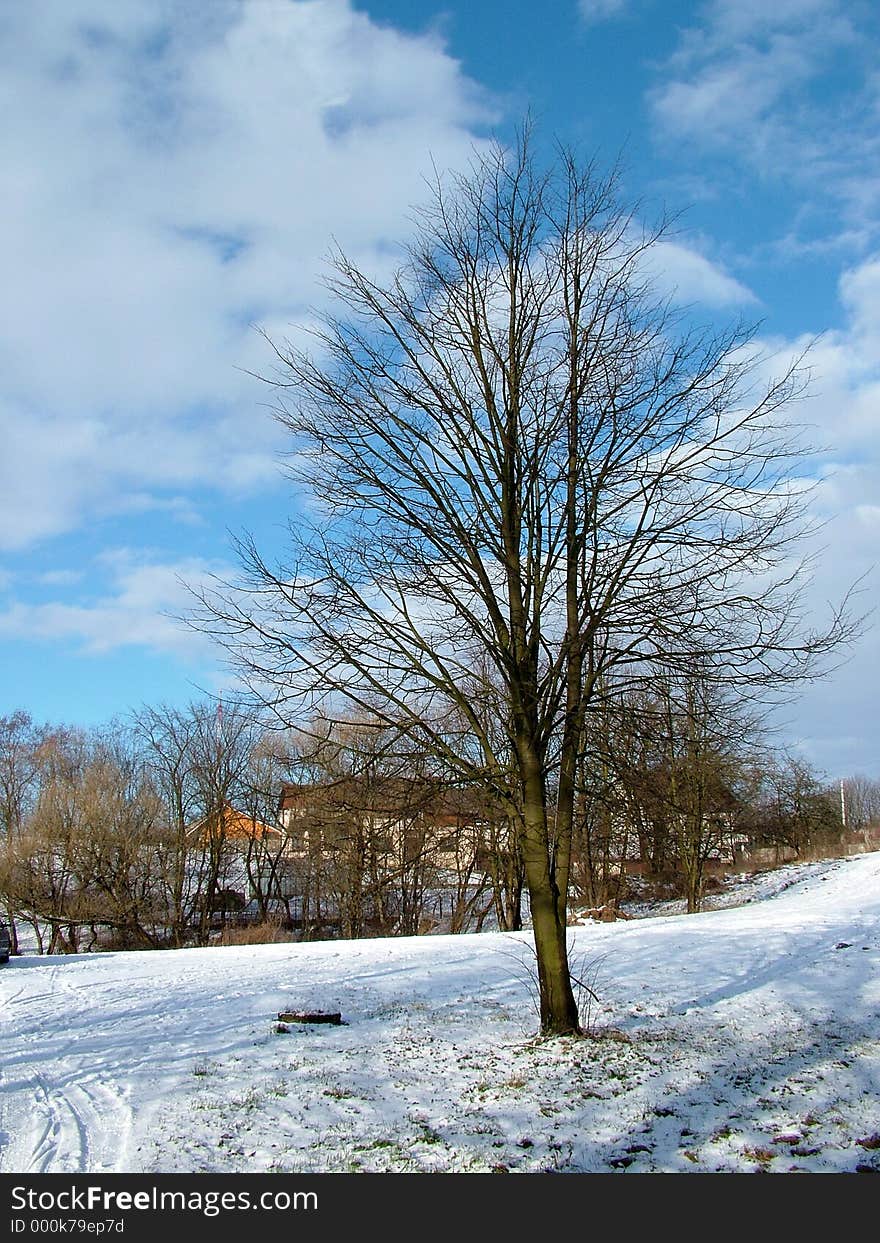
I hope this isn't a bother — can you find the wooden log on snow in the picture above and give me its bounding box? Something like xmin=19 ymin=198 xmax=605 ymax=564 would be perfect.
xmin=277 ymin=1010 xmax=343 ymax=1024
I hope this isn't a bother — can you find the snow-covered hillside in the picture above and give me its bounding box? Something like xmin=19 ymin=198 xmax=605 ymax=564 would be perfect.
xmin=1 ymin=854 xmax=879 ymax=1173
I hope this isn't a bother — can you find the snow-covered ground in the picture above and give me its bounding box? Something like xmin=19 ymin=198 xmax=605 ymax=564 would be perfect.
xmin=1 ymin=854 xmax=879 ymax=1174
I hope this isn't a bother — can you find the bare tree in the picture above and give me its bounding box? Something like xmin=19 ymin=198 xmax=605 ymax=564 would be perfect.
xmin=755 ymin=754 xmax=841 ymax=859
xmin=197 ymin=130 xmax=854 ymax=1034
xmin=132 ymin=700 xmax=267 ymax=945
xmin=0 ymin=712 xmax=51 ymax=952
xmin=654 ymin=674 xmax=756 ymax=912
xmin=840 ymin=774 xmax=880 ymax=831
xmin=132 ymin=703 xmax=202 ymax=946
xmin=237 ymin=733 xmax=302 ymax=927
xmin=0 ymin=727 xmax=168 ymax=952
xmin=571 ymin=691 xmax=653 ymax=910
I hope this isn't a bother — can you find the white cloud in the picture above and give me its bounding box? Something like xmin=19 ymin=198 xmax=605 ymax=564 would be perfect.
xmin=699 ymin=0 xmax=836 ymax=40
xmin=759 ymin=255 xmax=880 ymax=455
xmin=0 ymin=0 xmax=494 ymax=551
xmin=839 ymin=256 xmax=880 ymax=347
xmin=35 ymin=570 xmax=85 ymax=587
xmin=0 ymin=551 xmax=229 ymax=657
xmin=747 ymin=253 xmax=880 ymax=776
xmin=642 ymin=239 xmax=757 ymax=307
xmin=690 ymin=248 xmax=879 ymax=776
xmin=578 ymin=0 xmax=629 ymax=24
xmin=648 ymin=0 xmax=875 ymax=220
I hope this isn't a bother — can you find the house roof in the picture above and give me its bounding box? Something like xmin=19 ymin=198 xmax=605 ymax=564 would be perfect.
xmin=278 ymin=776 xmax=488 ymax=826
xmin=187 ymin=803 xmax=282 ymax=842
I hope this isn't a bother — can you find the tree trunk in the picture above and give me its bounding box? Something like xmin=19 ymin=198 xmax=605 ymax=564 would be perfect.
xmin=520 ymin=784 xmax=579 ymax=1035
xmin=526 ymin=865 xmax=580 ymax=1034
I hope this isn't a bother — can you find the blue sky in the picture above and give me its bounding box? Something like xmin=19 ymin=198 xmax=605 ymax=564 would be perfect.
xmin=1 ymin=0 xmax=878 ymax=777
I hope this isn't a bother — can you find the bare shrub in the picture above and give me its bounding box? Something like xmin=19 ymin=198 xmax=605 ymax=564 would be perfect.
xmin=218 ymin=920 xmax=294 ymax=946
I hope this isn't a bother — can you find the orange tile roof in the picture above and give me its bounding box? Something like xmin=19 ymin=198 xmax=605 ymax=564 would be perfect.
xmin=189 ymin=804 xmax=282 ymax=841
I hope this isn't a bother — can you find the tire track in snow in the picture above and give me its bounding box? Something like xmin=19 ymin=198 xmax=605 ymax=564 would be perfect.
xmin=28 ymin=1075 xmax=88 ymax=1173
xmin=1 ymin=1068 xmax=132 ymax=1174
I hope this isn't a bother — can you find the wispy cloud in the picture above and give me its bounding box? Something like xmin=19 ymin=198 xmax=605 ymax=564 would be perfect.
xmin=35 ymin=570 xmax=86 ymax=588
xmin=578 ymin=0 xmax=629 ymax=24
xmin=0 ymin=550 xmax=229 ymax=657
xmin=649 ymin=0 xmax=880 ymax=236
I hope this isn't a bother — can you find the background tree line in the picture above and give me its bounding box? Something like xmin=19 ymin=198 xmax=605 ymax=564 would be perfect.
xmin=0 ymin=704 xmax=289 ymax=954
xmin=1 ymin=693 xmax=874 ymax=956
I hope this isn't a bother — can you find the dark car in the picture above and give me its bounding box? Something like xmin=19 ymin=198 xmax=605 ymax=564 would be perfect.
xmin=0 ymin=921 xmax=10 ymax=964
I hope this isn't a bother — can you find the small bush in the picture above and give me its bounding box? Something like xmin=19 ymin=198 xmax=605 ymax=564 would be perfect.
xmin=218 ymin=920 xmax=295 ymax=946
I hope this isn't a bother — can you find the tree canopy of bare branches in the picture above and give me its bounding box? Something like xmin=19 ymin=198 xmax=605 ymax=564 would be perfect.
xmin=196 ymin=131 xmax=855 ymax=1034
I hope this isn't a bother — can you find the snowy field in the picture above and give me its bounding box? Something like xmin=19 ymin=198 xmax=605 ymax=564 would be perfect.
xmin=1 ymin=854 xmax=879 ymax=1174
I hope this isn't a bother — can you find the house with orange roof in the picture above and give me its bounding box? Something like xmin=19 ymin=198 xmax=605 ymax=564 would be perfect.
xmin=186 ymin=802 xmax=287 ymax=847
xmin=185 ymin=803 xmax=299 ymax=923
